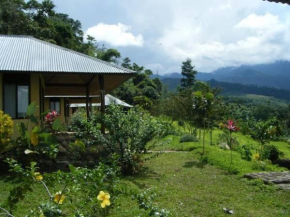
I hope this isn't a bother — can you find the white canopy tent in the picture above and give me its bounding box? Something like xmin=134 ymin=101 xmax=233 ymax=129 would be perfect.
xmin=69 ymin=94 xmax=133 ymax=108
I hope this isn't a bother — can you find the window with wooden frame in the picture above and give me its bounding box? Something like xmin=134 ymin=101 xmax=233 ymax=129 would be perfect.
xmin=3 ymin=74 xmax=30 ymax=119
xmin=49 ymin=98 xmax=61 ymax=114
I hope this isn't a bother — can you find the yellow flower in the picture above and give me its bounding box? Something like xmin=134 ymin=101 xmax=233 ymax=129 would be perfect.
xmin=31 ymin=132 xmax=39 ymax=146
xmin=34 ymin=172 xmax=43 ymax=181
xmin=54 ymin=191 xmax=65 ymax=204
xmin=253 ymin=153 xmax=260 ymax=160
xmin=97 ymin=191 xmax=111 ymax=208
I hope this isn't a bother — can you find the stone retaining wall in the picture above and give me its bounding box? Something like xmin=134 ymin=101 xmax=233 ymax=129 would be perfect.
xmin=53 ymin=132 xmax=108 ymax=170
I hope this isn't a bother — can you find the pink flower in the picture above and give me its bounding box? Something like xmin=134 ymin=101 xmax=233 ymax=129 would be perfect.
xmin=45 ymin=111 xmax=58 ymax=123
xmin=226 ymin=120 xmax=240 ymax=132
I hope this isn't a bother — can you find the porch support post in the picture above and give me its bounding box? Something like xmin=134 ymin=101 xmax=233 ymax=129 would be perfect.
xmin=86 ymin=85 xmax=90 ymax=119
xmin=99 ymin=75 xmax=105 ymax=134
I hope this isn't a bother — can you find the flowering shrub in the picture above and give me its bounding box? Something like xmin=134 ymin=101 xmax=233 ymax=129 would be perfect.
xmin=6 ymin=103 xmax=60 ymax=164
xmin=226 ymin=120 xmax=240 ymax=132
xmin=97 ymin=191 xmax=111 ymax=208
xmin=225 ymin=119 xmax=240 ymax=164
xmin=0 ymin=110 xmax=13 ymax=153
xmin=45 ymin=111 xmax=58 ymax=123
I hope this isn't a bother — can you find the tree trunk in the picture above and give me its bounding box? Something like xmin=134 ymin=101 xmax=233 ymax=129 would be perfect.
xmin=203 ymin=122 xmax=206 ymax=155
xmin=230 ymin=131 xmax=233 ymax=164
xmin=210 ymin=129 xmax=213 ymax=145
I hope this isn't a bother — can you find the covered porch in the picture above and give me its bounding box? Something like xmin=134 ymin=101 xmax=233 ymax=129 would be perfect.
xmin=43 ymin=73 xmax=133 ymax=133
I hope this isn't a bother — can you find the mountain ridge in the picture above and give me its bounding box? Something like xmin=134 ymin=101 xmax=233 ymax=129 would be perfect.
xmin=156 ymin=60 xmax=290 ymax=90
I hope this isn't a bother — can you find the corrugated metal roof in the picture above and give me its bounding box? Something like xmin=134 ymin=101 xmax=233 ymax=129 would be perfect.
xmin=0 ymin=35 xmax=135 ymax=74
xmin=264 ymin=0 xmax=290 ymax=5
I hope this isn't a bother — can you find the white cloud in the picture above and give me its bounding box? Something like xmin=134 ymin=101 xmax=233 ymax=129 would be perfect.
xmin=156 ymin=1 xmax=290 ymax=72
xmin=236 ymin=13 xmax=280 ymax=30
xmin=85 ymin=23 xmax=144 ymax=47
xmin=56 ymin=0 xmax=290 ymax=73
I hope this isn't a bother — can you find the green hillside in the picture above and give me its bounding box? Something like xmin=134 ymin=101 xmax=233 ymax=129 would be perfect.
xmin=162 ymin=77 xmax=290 ymax=102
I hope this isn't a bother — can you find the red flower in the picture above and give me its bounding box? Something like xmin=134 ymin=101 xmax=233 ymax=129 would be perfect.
xmin=45 ymin=111 xmax=58 ymax=123
xmin=226 ymin=120 xmax=240 ymax=132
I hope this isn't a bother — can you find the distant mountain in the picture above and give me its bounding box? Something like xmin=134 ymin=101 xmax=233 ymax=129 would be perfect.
xmin=159 ymin=60 xmax=290 ymax=91
xmin=196 ymin=61 xmax=290 ymax=89
xmin=208 ymin=80 xmax=290 ymax=102
xmin=168 ymin=72 xmax=183 ymax=78
xmin=151 ymin=72 xmax=183 ymax=80
xmin=161 ymin=77 xmax=290 ymax=102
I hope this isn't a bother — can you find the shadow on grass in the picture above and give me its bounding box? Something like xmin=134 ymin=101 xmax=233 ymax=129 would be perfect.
xmin=124 ymin=166 xmax=162 ymax=189
xmin=183 ymin=161 xmax=206 ymax=169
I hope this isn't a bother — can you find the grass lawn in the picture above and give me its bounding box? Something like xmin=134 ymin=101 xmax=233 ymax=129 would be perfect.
xmin=149 ymin=128 xmax=290 ymax=175
xmin=110 ymin=152 xmax=290 ymax=217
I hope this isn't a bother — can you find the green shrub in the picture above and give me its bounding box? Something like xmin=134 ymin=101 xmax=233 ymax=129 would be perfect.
xmin=239 ymin=144 xmax=252 ymax=161
xmin=252 ymin=160 xmax=274 ymax=171
xmin=180 ymin=134 xmax=198 ymax=143
xmin=68 ymin=108 xmax=87 ymax=131
xmin=104 ymin=105 xmax=167 ymax=175
xmin=261 ymin=144 xmax=283 ymax=161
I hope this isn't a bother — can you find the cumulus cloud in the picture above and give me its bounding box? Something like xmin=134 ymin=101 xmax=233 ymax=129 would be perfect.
xmin=85 ymin=23 xmax=144 ymax=47
xmin=55 ymin=0 xmax=290 ymax=73
xmin=154 ymin=0 xmax=290 ymax=72
xmin=236 ymin=13 xmax=280 ymax=31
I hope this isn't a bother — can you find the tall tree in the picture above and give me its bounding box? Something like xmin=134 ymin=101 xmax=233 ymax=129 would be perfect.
xmin=121 ymin=57 xmax=132 ymax=69
xmin=0 ymin=0 xmax=35 ymax=35
xmin=179 ymin=59 xmax=197 ymax=92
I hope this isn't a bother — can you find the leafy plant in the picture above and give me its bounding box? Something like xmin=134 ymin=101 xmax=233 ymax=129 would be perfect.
xmin=180 ymin=134 xmax=198 ymax=143
xmin=104 ymin=105 xmax=167 ymax=175
xmin=0 ymin=110 xmax=14 ymax=153
xmin=239 ymin=144 xmax=252 ymax=161
xmin=1 ymin=158 xmax=120 ymax=217
xmin=251 ymin=120 xmax=282 ymax=160
xmin=6 ymin=103 xmax=61 ymax=164
xmin=261 ymin=144 xmax=283 ymax=161
xmin=133 ymin=189 xmax=170 ymax=217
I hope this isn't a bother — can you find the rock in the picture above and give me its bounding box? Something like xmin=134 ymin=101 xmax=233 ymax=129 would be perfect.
xmin=56 ymin=161 xmax=70 ymax=171
xmin=219 ymin=142 xmax=230 ymax=150
xmin=277 ymin=184 xmax=290 ymax=190
xmin=244 ymin=172 xmax=290 ymax=190
xmin=61 ymin=140 xmax=68 ymax=147
xmin=59 ymin=145 xmax=67 ymax=153
xmin=56 ymin=136 xmax=65 ymax=143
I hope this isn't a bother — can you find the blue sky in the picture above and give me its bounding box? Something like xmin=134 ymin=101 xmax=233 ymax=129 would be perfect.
xmin=51 ymin=0 xmax=290 ymax=74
